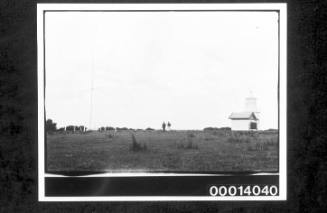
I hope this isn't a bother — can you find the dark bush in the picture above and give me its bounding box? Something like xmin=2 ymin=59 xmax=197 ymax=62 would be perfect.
xmin=106 ymin=133 xmax=115 ymax=139
xmin=264 ymin=128 xmax=278 ymax=132
xmin=247 ymin=142 xmax=271 ymax=151
xmin=146 ymin=127 xmax=154 ymax=131
xmin=73 ymin=125 xmax=86 ymax=132
xmin=105 ymin=126 xmax=115 ymax=131
xmin=177 ymin=134 xmax=199 ymax=149
xmin=204 ymin=137 xmax=213 ymax=141
xmin=130 ymin=134 xmax=147 ymax=152
xmin=219 ymin=127 xmax=231 ymax=131
xmin=65 ymin=125 xmax=75 ymax=132
xmin=45 ymin=119 xmax=57 ymax=132
xmin=117 ymin=127 xmax=128 ymax=131
xmin=187 ymin=132 xmax=196 ymax=138
xmin=203 ymin=127 xmax=219 ymax=131
xmin=227 ymin=133 xmax=252 ymax=143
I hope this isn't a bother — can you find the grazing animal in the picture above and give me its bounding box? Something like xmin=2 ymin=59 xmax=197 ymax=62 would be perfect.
xmin=167 ymin=122 xmax=171 ymax=131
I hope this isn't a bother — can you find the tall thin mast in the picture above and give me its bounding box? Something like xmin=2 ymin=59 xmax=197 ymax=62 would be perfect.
xmin=89 ymin=45 xmax=95 ymax=130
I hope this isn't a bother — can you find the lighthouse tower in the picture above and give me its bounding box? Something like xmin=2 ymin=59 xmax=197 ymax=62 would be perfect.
xmin=244 ymin=92 xmax=260 ymax=122
xmin=245 ymin=97 xmax=258 ymax=112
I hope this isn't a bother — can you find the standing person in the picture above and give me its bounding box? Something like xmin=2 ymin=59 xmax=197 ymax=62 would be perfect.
xmin=162 ymin=122 xmax=166 ymax=132
xmin=167 ymin=121 xmax=171 ymax=131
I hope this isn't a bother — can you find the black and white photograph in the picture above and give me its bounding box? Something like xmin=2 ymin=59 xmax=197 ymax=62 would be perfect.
xmin=4 ymin=0 xmax=327 ymax=211
xmin=37 ymin=3 xmax=287 ymax=201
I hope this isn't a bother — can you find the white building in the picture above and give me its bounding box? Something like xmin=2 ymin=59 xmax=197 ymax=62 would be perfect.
xmin=229 ymin=95 xmax=260 ymax=131
xmin=229 ymin=112 xmax=259 ymax=131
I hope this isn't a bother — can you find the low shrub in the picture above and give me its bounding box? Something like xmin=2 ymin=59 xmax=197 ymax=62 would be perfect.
xmin=227 ymin=134 xmax=252 ymax=143
xmin=211 ymin=131 xmax=226 ymax=137
xmin=264 ymin=128 xmax=278 ymax=132
xmin=130 ymin=134 xmax=147 ymax=152
xmin=247 ymin=136 xmax=278 ymax=151
xmin=116 ymin=127 xmax=128 ymax=131
xmin=177 ymin=134 xmax=199 ymax=149
xmin=204 ymin=127 xmax=231 ymax=131
xmin=204 ymin=127 xmax=232 ymax=137
xmin=204 ymin=137 xmax=214 ymax=141
xmin=187 ymin=132 xmax=196 ymax=138
xmin=203 ymin=127 xmax=220 ymax=131
xmin=264 ymin=137 xmax=278 ymax=146
xmin=219 ymin=127 xmax=232 ymax=131
xmin=105 ymin=126 xmax=115 ymax=131
xmin=248 ymin=142 xmax=268 ymax=151
xmin=106 ymin=133 xmax=115 ymax=139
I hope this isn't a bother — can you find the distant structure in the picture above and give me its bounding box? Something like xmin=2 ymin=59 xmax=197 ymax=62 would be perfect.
xmin=229 ymin=93 xmax=260 ymax=131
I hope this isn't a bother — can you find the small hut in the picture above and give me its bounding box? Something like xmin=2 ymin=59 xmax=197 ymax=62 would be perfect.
xmin=229 ymin=112 xmax=259 ymax=131
xmin=229 ymin=94 xmax=260 ymax=131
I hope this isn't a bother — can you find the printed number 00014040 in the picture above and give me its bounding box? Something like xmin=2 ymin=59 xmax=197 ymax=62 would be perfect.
xmin=209 ymin=185 xmax=278 ymax=196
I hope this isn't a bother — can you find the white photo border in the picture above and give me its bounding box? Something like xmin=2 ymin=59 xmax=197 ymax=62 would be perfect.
xmin=37 ymin=3 xmax=287 ymax=201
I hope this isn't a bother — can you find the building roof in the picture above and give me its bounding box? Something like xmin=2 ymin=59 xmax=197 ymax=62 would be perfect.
xmin=229 ymin=112 xmax=258 ymax=120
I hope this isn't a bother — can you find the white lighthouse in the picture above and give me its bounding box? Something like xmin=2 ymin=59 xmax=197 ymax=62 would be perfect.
xmin=244 ymin=93 xmax=260 ymax=120
xmin=229 ymin=93 xmax=260 ymax=131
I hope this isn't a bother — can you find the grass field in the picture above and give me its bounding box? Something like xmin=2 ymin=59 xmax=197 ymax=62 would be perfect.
xmin=46 ymin=130 xmax=278 ymax=173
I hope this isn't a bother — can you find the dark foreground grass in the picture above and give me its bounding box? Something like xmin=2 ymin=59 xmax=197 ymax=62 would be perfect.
xmin=46 ymin=130 xmax=278 ymax=173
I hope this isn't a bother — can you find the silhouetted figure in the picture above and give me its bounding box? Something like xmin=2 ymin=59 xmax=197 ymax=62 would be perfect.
xmin=167 ymin=122 xmax=171 ymax=130
xmin=162 ymin=122 xmax=166 ymax=132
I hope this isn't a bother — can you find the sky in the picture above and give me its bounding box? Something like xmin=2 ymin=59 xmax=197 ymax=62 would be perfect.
xmin=45 ymin=11 xmax=279 ymax=130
